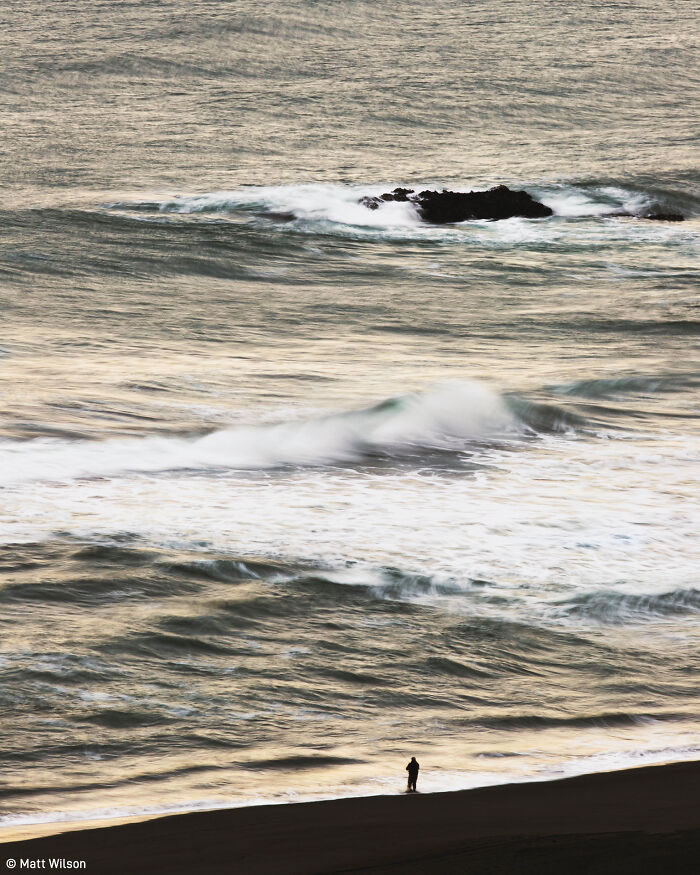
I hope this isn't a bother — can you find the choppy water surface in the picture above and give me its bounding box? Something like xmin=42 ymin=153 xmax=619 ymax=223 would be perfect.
xmin=1 ymin=0 xmax=699 ymax=835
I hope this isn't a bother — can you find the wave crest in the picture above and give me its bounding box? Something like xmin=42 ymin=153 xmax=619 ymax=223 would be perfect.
xmin=1 ymin=380 xmax=560 ymax=484
xmin=558 ymin=588 xmax=700 ymax=623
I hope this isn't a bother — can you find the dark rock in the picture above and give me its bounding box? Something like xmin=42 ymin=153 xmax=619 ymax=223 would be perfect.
xmin=417 ymin=185 xmax=553 ymax=223
xmin=605 ymin=210 xmax=685 ymax=222
xmin=359 ymin=185 xmax=553 ymax=223
xmin=253 ymin=210 xmax=297 ymax=222
xmin=360 ymin=188 xmax=416 ymax=210
xmin=641 ymin=211 xmax=684 ymax=222
xmin=382 ymin=187 xmax=414 ymax=202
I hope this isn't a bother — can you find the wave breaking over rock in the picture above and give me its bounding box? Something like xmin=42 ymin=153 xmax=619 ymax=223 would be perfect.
xmin=359 ymin=184 xmax=685 ymax=223
xmin=360 ymin=185 xmax=554 ymax=222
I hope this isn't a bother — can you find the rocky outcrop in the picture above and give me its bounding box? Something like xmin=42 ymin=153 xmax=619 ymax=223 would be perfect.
xmin=359 ymin=186 xmax=686 ymax=223
xmin=359 ymin=185 xmax=554 ymax=223
xmin=639 ymin=211 xmax=684 ymax=222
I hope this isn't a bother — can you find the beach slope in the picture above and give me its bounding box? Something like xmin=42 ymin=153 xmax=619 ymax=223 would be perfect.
xmin=2 ymin=761 xmax=699 ymax=874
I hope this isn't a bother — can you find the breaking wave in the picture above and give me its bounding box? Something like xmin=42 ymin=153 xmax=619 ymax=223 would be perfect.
xmin=0 ymin=381 xmax=578 ymax=485
xmin=104 ymin=179 xmax=698 ymax=235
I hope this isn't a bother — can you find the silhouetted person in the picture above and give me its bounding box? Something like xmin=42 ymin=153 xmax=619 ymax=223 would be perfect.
xmin=406 ymin=756 xmax=419 ymax=792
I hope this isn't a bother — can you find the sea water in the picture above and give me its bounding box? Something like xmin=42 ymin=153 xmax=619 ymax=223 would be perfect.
xmin=0 ymin=0 xmax=698 ymax=833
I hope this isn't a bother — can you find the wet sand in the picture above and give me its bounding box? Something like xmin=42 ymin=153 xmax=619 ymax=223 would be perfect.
xmin=2 ymin=761 xmax=699 ymax=873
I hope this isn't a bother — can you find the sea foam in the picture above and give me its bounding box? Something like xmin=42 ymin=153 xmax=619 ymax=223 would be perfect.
xmin=0 ymin=381 xmax=520 ymax=486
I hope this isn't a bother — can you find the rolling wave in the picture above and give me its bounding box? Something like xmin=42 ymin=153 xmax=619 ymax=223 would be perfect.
xmin=558 ymin=588 xmax=700 ymax=624
xmin=0 ymin=381 xmax=578 ymax=485
xmin=550 ymin=374 xmax=700 ymax=399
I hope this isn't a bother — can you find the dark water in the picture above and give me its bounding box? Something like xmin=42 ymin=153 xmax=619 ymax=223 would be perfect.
xmin=1 ymin=0 xmax=698 ymax=834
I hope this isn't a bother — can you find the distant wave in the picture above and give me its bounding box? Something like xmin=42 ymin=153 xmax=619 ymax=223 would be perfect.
xmin=0 ymin=381 xmax=580 ymax=485
xmin=557 ymin=588 xmax=700 ymax=624
xmin=469 ymin=711 xmax=687 ymax=730
xmin=549 ymin=374 xmax=700 ymax=399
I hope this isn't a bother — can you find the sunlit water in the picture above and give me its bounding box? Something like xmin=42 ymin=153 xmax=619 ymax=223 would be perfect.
xmin=0 ymin=0 xmax=698 ymax=836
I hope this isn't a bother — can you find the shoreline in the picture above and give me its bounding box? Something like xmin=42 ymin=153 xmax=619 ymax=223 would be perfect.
xmin=3 ymin=750 xmax=696 ymax=844
xmin=2 ymin=760 xmax=699 ymax=873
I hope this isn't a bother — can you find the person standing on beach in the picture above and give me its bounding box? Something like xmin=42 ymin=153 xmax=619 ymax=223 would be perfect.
xmin=406 ymin=756 xmax=419 ymax=792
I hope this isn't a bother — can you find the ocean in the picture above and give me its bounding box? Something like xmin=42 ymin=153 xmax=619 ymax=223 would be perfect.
xmin=1 ymin=0 xmax=698 ymax=834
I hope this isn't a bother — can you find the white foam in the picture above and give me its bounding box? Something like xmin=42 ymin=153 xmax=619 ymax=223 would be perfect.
xmin=0 ymin=381 xmax=517 ymax=485
xmin=538 ymin=188 xmax=613 ymax=217
xmin=533 ymin=182 xmax=656 ymax=218
xmin=156 ymin=183 xmax=423 ymax=229
xmin=108 ymin=182 xmax=696 ymax=246
xmin=2 ymin=430 xmax=698 ymax=629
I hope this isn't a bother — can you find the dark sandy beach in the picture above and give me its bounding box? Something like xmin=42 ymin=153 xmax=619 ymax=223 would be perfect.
xmin=2 ymin=761 xmax=699 ymax=874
